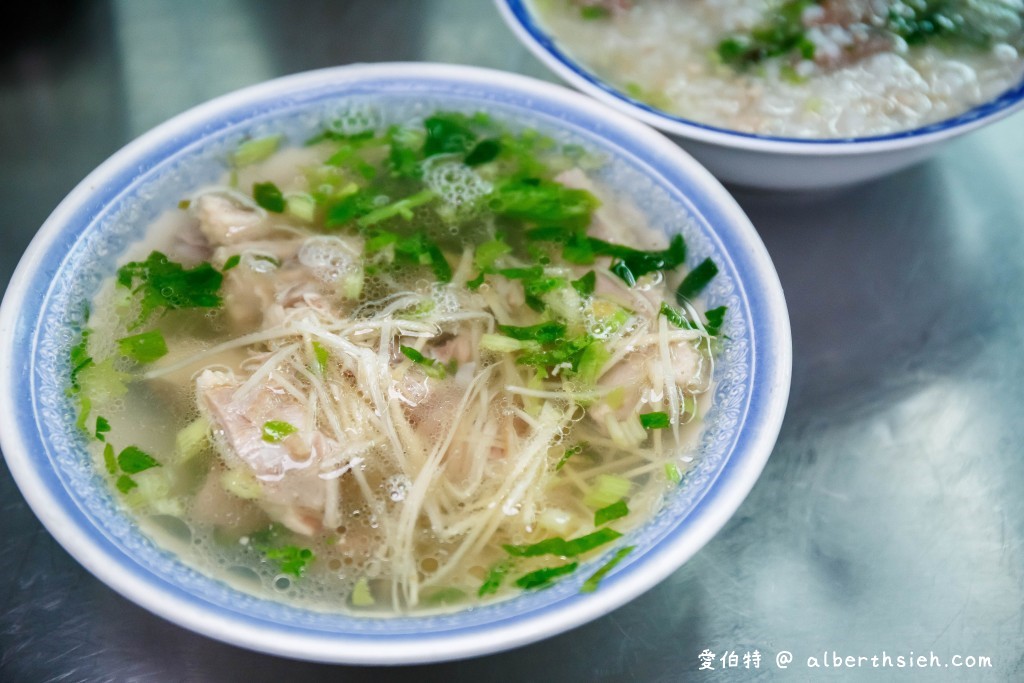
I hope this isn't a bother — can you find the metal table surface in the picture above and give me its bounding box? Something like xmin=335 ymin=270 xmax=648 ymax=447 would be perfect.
xmin=2 ymin=2 xmax=1022 ymax=681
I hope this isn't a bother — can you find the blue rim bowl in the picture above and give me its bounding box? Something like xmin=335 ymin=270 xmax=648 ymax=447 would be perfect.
xmin=0 ymin=62 xmax=791 ymax=664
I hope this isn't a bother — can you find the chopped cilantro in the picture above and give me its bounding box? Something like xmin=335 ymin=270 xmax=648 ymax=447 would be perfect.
xmin=94 ymin=416 xmax=111 ymax=442
xmin=222 ymin=254 xmax=241 ymax=271
xmin=262 ymin=420 xmax=298 ymax=443
xmin=325 ymin=190 xmax=377 ymax=228
xmin=262 ymin=545 xmax=315 ymax=577
xmin=640 ymin=411 xmax=671 ymax=430
xmin=464 ymin=138 xmax=501 ymax=166
xmin=117 ymin=446 xmax=161 ymax=474
xmin=491 ymin=178 xmax=599 ymax=229
xmin=515 ymin=561 xmax=579 ymax=590
xmin=716 ymin=0 xmax=818 ymax=68
xmin=594 ymin=499 xmax=630 ymax=526
xmin=117 ymin=330 xmax=168 ymax=364
xmin=253 ymin=181 xmax=286 ymax=213
xmin=423 ymin=113 xmax=478 ymax=157
xmin=116 ymin=475 xmax=138 ymax=494
xmin=580 ymin=546 xmax=635 ymax=593
xmin=116 ymin=251 xmax=223 ymax=327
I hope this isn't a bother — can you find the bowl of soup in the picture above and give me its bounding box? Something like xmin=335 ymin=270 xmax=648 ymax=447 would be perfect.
xmin=0 ymin=62 xmax=790 ymax=663
xmin=497 ymin=0 xmax=1024 ymax=190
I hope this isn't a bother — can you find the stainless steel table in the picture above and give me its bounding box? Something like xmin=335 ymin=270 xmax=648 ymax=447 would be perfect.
xmin=2 ymin=1 xmax=1022 ymax=680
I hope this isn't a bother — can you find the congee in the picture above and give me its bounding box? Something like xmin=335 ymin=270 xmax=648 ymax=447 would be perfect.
xmin=533 ymin=0 xmax=1024 ymax=137
xmin=69 ymin=108 xmax=726 ymax=613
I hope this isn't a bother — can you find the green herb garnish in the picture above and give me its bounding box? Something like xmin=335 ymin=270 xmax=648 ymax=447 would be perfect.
xmin=503 ymin=528 xmax=622 ymax=558
xmin=515 ymin=561 xmax=579 ymax=590
xmin=675 ymin=257 xmax=719 ymax=303
xmin=94 ymin=416 xmax=111 ymax=442
xmin=639 ymin=411 xmax=671 ymax=430
xmin=116 ymin=251 xmax=223 ymax=327
xmin=594 ymin=499 xmax=629 ymax=526
xmin=117 ymin=330 xmax=168 ymax=364
xmin=117 ymin=445 xmax=161 ymax=474
xmin=262 ymin=420 xmax=298 ymax=443
xmin=479 ymin=559 xmax=515 ymax=597
xmin=400 ymin=345 xmax=451 ymax=380
xmin=253 ymin=181 xmax=286 ymax=213
xmin=580 ymin=546 xmax=635 ymax=593
xmin=262 ymin=545 xmax=315 ymax=577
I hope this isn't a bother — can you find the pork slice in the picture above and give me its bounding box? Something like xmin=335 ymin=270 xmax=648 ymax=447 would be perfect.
xmin=591 ymin=339 xmax=703 ymax=424
xmin=194 ymin=192 xmax=273 ymax=246
xmin=195 ymin=369 xmax=341 ymax=535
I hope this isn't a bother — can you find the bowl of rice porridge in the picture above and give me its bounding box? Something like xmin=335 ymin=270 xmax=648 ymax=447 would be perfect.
xmin=497 ymin=0 xmax=1024 ymax=190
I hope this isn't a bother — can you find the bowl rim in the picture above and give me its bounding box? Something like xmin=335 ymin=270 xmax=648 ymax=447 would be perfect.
xmin=0 ymin=61 xmax=792 ymax=664
xmin=495 ymin=0 xmax=1024 ymax=153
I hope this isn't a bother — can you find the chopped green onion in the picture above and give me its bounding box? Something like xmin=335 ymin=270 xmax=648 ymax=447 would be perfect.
xmin=103 ymin=442 xmax=117 ymax=475
xmin=581 ymin=546 xmax=635 ymax=593
xmin=571 ymin=270 xmax=596 ymax=297
xmin=555 ymin=443 xmax=584 ymax=471
xmin=479 ymin=334 xmax=539 ymax=353
xmin=704 ymin=306 xmax=727 ymax=337
xmin=356 ymin=188 xmax=436 ymax=227
xmin=665 ymin=462 xmax=682 ymax=485
xmin=675 ymin=257 xmax=719 ymax=303
xmin=584 ymin=474 xmax=631 ymax=509
xmin=284 ymin=192 xmax=317 ymax=222
xmin=175 ymin=416 xmax=210 ymax=461
xmin=594 ymin=499 xmax=629 ymax=526
xmin=312 ymin=340 xmax=329 ymax=374
xmin=253 ymin=181 xmax=286 ymax=213
xmin=515 ymin=561 xmax=579 ymax=590
xmin=640 ymin=411 xmax=671 ymax=430
xmin=503 ymin=528 xmax=622 ymax=558
xmin=232 ymin=134 xmax=282 ymax=167
xmin=222 ymin=254 xmax=241 ymax=272
xmin=575 ymin=341 xmax=609 ymax=385
xmin=580 ymin=5 xmax=611 ymax=19
xmin=400 ymin=345 xmax=449 ymax=379
xmin=479 ymin=559 xmax=515 ymax=597
xmin=262 ymin=420 xmax=298 ymax=443
xmin=352 ymin=576 xmax=375 ymax=606
xmin=498 ymin=321 xmax=566 ymax=344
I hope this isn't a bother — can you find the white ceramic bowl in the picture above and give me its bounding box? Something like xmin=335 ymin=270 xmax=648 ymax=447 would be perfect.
xmin=496 ymin=0 xmax=1024 ymax=191
xmin=0 ymin=62 xmax=791 ymax=664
